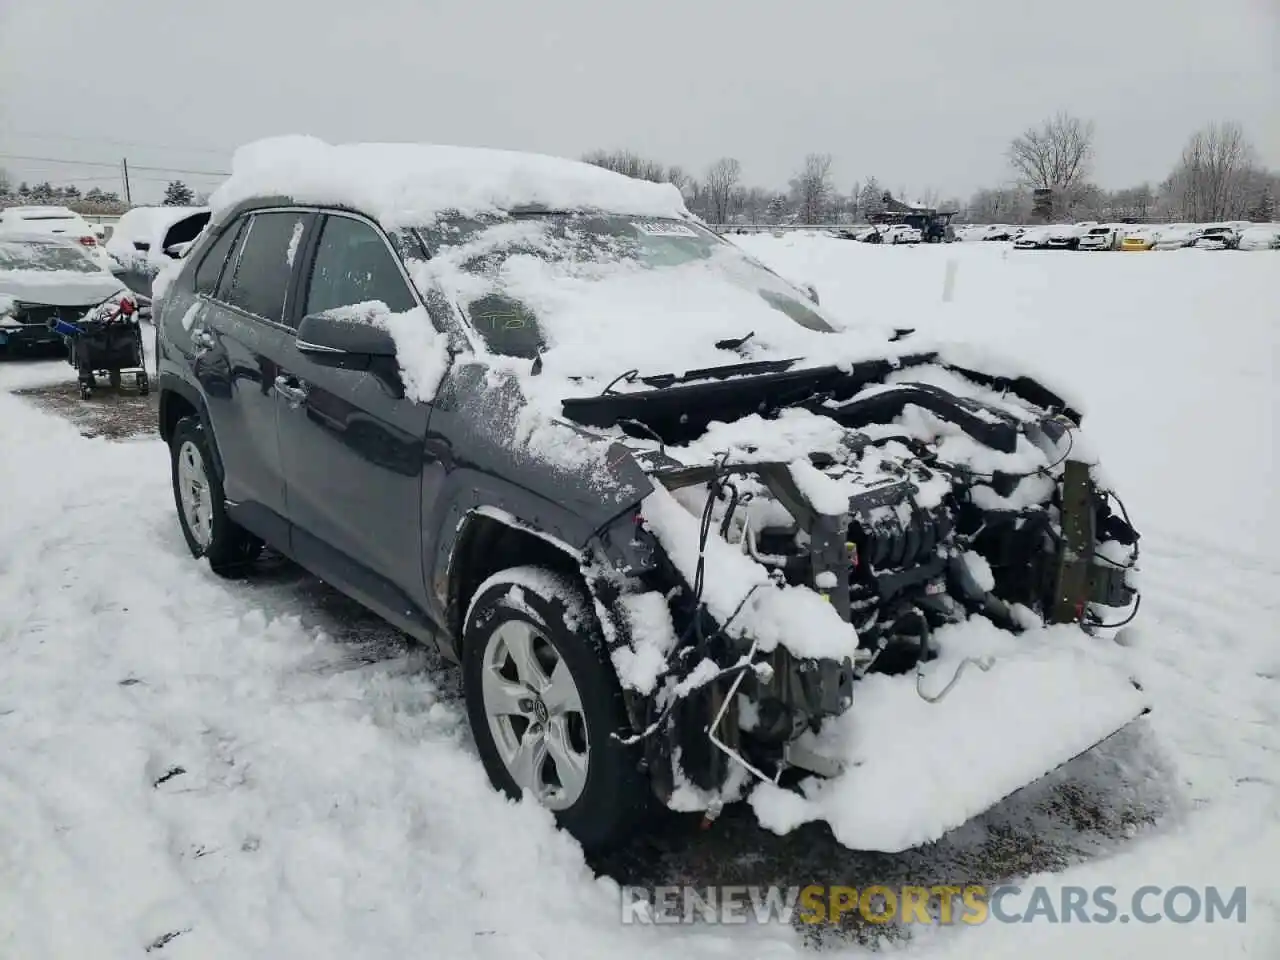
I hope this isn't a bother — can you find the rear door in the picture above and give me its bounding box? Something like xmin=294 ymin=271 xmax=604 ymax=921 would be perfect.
xmin=196 ymin=209 xmax=315 ymax=544
xmin=275 ymin=212 xmax=434 ymax=614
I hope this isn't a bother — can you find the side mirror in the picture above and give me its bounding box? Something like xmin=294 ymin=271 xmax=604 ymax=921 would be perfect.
xmin=164 ymin=242 xmax=192 ymax=258
xmin=295 ymin=311 xmax=397 ymax=371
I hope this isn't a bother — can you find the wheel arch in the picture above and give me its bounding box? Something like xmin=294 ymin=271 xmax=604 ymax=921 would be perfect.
xmin=442 ymin=507 xmax=589 ymax=658
xmin=158 ymin=372 xmax=225 ymax=480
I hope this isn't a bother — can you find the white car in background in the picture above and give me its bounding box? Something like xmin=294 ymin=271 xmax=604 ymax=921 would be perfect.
xmin=1237 ymin=224 xmax=1280 ymax=250
xmin=1154 ymin=224 xmax=1204 ymax=250
xmin=979 ymin=224 xmax=1019 ymax=241
xmin=0 ymin=205 xmax=114 ymax=269
xmin=881 ymin=223 xmax=923 ymax=244
xmin=1013 ymin=226 xmax=1053 ymax=249
xmin=1077 ymin=224 xmax=1124 ymax=251
xmin=0 ymin=233 xmax=130 ymax=355
xmin=1046 ymin=221 xmax=1099 ymax=250
xmin=104 ymin=205 xmax=211 ymax=306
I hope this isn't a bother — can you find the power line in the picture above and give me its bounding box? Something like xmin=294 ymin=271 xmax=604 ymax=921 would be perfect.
xmin=0 ymin=152 xmax=228 ymax=177
xmin=0 ymin=130 xmax=230 ymax=156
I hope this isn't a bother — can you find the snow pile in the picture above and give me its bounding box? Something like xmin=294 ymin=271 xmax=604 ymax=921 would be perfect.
xmin=209 ymin=136 xmax=689 ymax=229
xmin=1238 ymin=224 xmax=1280 ymax=250
xmin=0 ymin=383 xmax=801 ymax=960
xmin=750 ymin=619 xmax=1148 ymax=851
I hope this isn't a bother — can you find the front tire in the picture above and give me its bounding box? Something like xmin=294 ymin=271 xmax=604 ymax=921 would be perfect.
xmin=462 ymin=566 xmax=648 ymax=851
xmin=169 ymin=416 xmax=262 ymax=576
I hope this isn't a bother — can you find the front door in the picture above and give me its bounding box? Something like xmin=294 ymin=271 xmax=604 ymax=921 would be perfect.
xmin=196 ymin=209 xmax=314 ymax=541
xmin=275 ymin=212 xmax=435 ymax=614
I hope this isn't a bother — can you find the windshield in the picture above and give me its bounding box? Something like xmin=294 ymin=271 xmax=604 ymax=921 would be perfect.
xmin=415 ymin=213 xmax=833 ymax=359
xmin=0 ymin=240 xmax=100 ymax=273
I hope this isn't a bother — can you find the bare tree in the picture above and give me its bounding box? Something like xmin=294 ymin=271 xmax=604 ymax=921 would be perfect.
xmin=1008 ymin=112 xmax=1095 ymax=194
xmin=914 ymin=187 xmax=941 ymax=210
xmin=0 ymin=167 xmax=11 ymax=197
xmin=964 ymin=186 xmax=1031 ymax=223
xmin=737 ymin=186 xmax=771 ymax=224
xmin=581 ymin=149 xmax=670 ymax=183
xmin=791 ymin=153 xmax=833 ymax=224
xmin=857 ymin=177 xmax=884 ymax=219
xmin=1110 ymin=183 xmax=1155 ymax=220
xmin=664 ymin=165 xmax=690 ymax=194
xmin=1165 ymin=122 xmax=1256 ymax=221
xmin=704 ymin=157 xmax=742 ymax=224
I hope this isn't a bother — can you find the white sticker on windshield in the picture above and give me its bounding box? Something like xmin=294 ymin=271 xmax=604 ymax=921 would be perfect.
xmin=631 ymin=221 xmax=698 ymax=238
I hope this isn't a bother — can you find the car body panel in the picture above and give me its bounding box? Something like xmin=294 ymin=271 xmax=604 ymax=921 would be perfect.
xmin=276 ymin=337 xmax=434 ymax=611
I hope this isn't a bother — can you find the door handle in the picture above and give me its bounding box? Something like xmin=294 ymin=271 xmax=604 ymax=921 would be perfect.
xmin=191 ymin=328 xmax=215 ymax=351
xmin=274 ymin=375 xmax=309 ymax=407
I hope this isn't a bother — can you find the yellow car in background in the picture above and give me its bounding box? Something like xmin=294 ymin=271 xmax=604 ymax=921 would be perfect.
xmin=1120 ymin=227 xmax=1159 ymax=251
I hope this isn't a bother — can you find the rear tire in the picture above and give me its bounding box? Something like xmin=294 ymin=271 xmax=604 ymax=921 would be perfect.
xmin=462 ymin=566 xmax=648 ymax=851
xmin=169 ymin=416 xmax=262 ymax=576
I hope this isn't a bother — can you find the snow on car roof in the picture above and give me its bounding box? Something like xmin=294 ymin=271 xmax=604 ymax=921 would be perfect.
xmin=0 ymin=205 xmax=79 ymax=218
xmin=208 ymin=135 xmax=690 ymax=228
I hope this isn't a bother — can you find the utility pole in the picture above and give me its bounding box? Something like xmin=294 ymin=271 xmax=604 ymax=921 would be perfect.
xmin=121 ymin=157 xmax=132 ymax=206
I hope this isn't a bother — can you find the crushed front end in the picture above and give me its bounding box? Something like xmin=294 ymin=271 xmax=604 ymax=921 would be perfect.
xmin=578 ymin=366 xmax=1142 ymax=820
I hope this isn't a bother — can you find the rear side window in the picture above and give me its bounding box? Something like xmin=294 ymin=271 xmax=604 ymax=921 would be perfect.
xmin=304 ymin=215 xmax=417 ymax=316
xmin=194 ymin=221 xmax=243 ymax=296
xmin=223 ymin=211 xmax=308 ymax=323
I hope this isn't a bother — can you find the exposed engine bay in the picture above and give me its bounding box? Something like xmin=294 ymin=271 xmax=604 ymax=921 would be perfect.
xmin=566 ymin=355 xmax=1142 ymax=813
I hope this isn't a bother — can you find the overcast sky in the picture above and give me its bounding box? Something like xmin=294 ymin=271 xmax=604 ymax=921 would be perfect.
xmin=2 ymin=0 xmax=1277 ymax=204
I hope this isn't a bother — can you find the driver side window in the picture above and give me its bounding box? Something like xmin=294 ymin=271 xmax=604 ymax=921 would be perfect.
xmin=305 ymin=215 xmax=417 ymax=316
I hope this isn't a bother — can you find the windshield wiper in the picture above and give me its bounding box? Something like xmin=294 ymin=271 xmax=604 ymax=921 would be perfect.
xmin=637 ymin=357 xmax=798 ymax=389
xmin=595 ymin=356 xmax=798 ymax=395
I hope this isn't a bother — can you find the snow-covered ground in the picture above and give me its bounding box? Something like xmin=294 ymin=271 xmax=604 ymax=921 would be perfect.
xmin=1 ymin=238 xmax=1276 ymax=957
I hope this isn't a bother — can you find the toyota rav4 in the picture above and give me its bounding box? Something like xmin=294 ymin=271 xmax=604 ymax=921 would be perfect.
xmin=154 ymin=137 xmax=1146 ymax=853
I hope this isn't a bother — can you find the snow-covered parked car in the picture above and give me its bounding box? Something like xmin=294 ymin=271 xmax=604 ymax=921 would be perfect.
xmin=0 ymin=205 xmax=113 ymax=270
xmin=878 ymin=223 xmax=922 ymax=244
xmin=1237 ymin=224 xmax=1280 ymax=250
xmin=1119 ymin=226 xmax=1160 ymax=251
xmin=1012 ymin=227 xmax=1053 ymax=249
xmin=979 ymin=224 xmax=1018 ymax=241
xmin=1192 ymin=225 xmax=1241 ymax=250
xmin=1046 ymin=222 xmax=1098 ymax=250
xmin=0 ymin=233 xmax=131 ymax=355
xmin=1153 ymin=224 xmax=1203 ymax=250
xmin=105 ymin=205 xmax=211 ymax=307
xmin=1077 ymin=224 xmax=1123 ymax=251
xmin=153 ymin=137 xmax=1147 ymax=853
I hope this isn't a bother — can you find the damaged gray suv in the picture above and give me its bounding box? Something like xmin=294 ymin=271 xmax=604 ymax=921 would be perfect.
xmin=155 ymin=140 xmax=1144 ymax=852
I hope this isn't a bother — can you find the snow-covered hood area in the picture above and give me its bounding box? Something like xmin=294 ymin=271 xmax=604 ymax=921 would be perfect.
xmin=420 ymin=242 xmax=902 ymax=388
xmin=0 ymin=269 xmax=124 ymax=307
xmin=406 ymin=218 xmax=1086 ymax=417
xmin=209 ymin=136 xmax=689 ymax=230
